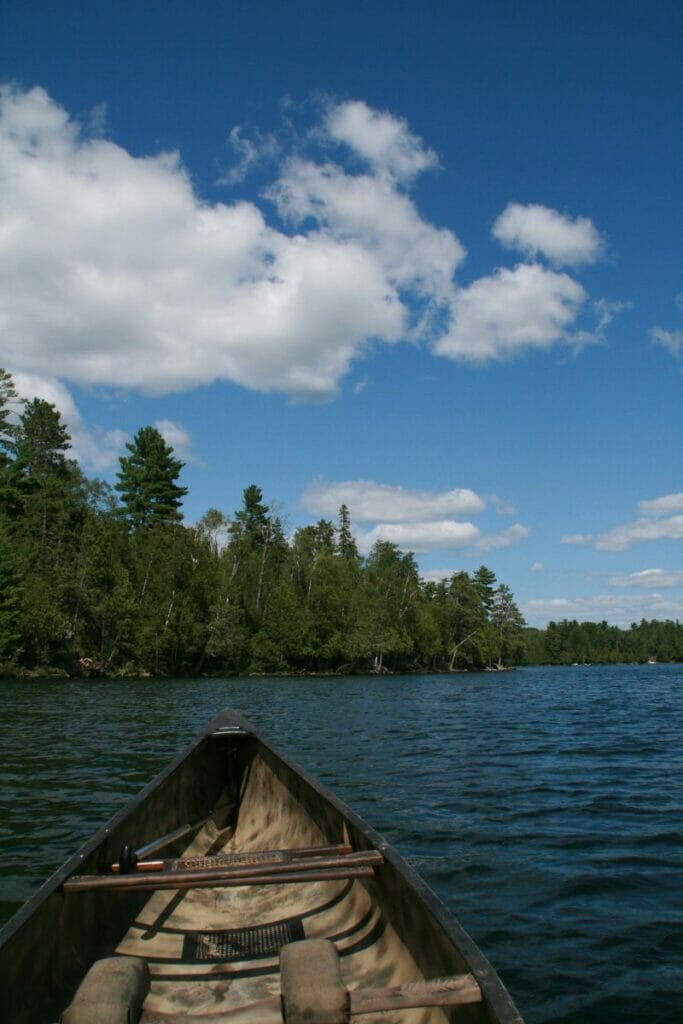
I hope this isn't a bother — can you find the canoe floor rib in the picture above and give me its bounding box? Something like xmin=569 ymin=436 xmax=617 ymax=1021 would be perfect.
xmin=113 ymin=751 xmax=457 ymax=1024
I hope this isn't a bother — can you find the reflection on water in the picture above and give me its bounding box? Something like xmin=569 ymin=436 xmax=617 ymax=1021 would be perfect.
xmin=1 ymin=665 xmax=682 ymax=1023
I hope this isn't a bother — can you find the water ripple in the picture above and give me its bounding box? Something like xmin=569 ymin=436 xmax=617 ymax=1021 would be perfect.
xmin=1 ymin=664 xmax=682 ymax=1023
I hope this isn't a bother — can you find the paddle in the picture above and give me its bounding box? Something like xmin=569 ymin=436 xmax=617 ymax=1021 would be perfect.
xmin=66 ymin=850 xmax=384 ymax=893
xmin=115 ymin=801 xmax=235 ymax=874
xmin=112 ymin=842 xmax=353 ymax=873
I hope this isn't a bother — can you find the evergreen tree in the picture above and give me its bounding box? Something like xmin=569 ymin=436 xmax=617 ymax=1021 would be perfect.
xmin=0 ymin=369 xmax=19 ymax=459
xmin=336 ymin=504 xmax=359 ymax=560
xmin=12 ymin=400 xmax=86 ymax=668
xmin=491 ymin=584 xmax=526 ymax=667
xmin=115 ymin=426 xmax=188 ymax=528
xmin=0 ymin=514 xmax=22 ymax=662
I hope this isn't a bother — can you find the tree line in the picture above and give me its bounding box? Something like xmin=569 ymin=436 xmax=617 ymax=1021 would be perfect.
xmin=523 ymin=618 xmax=683 ymax=665
xmin=2 ymin=368 xmax=679 ymax=678
xmin=0 ymin=369 xmax=529 ymax=677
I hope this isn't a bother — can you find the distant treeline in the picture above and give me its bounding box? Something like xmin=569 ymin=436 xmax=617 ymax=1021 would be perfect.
xmin=0 ymin=368 xmax=527 ymax=677
xmin=0 ymin=368 xmax=679 ymax=678
xmin=523 ymin=618 xmax=683 ymax=666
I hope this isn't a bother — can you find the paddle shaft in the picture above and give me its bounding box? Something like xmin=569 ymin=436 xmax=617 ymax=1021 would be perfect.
xmin=111 ymin=842 xmax=353 ymax=874
xmin=66 ymin=850 xmax=383 ymax=893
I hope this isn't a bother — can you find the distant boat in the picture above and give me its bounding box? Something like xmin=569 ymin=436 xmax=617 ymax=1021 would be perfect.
xmin=0 ymin=709 xmax=524 ymax=1024
xmin=647 ymin=657 xmax=658 ymax=664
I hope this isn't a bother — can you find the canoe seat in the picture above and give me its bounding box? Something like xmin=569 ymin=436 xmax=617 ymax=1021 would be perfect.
xmin=280 ymin=939 xmax=348 ymax=1024
xmin=279 ymin=938 xmax=483 ymax=1022
xmin=60 ymin=956 xmax=149 ymax=1024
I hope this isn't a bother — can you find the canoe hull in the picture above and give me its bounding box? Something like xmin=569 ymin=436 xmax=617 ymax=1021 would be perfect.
xmin=0 ymin=710 xmax=524 ymax=1024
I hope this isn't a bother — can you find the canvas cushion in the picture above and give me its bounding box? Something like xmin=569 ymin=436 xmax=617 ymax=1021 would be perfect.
xmin=280 ymin=938 xmax=349 ymax=1024
xmin=60 ymin=956 xmax=149 ymax=1024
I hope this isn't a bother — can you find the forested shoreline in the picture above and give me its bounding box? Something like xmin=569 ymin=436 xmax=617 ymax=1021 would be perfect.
xmin=0 ymin=367 xmax=680 ymax=679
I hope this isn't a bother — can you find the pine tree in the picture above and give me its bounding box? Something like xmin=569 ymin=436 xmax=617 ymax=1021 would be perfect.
xmin=115 ymin=426 xmax=188 ymax=528
xmin=0 ymin=514 xmax=22 ymax=662
xmin=491 ymin=584 xmax=526 ymax=667
xmin=12 ymin=400 xmax=85 ymax=668
xmin=336 ymin=504 xmax=359 ymax=560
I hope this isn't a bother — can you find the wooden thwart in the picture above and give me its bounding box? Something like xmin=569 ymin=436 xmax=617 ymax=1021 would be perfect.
xmin=350 ymin=973 xmax=482 ymax=1014
xmin=63 ymin=851 xmax=383 ymax=894
xmin=68 ymin=866 xmax=376 ymax=894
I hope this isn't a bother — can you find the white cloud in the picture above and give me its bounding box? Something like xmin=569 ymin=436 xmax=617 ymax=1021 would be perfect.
xmin=0 ymin=85 xmax=604 ymax=405
xmin=639 ymin=492 xmax=683 ymax=516
xmin=492 ymin=202 xmax=603 ymax=266
xmin=531 ymin=562 xmax=545 ymax=572
xmin=325 ymin=100 xmax=438 ymax=183
xmin=268 ymin=157 xmax=464 ymax=305
xmin=650 ymin=327 xmax=683 ymax=357
xmin=419 ymin=568 xmax=455 ymax=583
xmin=594 ymin=515 xmax=683 ymax=551
xmin=476 ymin=523 xmax=530 ymax=551
xmin=12 ymin=372 xmax=127 ymax=470
xmin=522 ymin=592 xmax=683 ymax=629
xmin=154 ymin=418 xmax=193 ymax=462
xmin=566 ymin=491 xmax=683 ymax=551
xmin=357 ymin=520 xmax=479 ymax=555
xmin=434 ymin=263 xmax=586 ymax=362
xmin=561 ymin=533 xmax=594 ymax=545
xmin=302 ymin=480 xmax=485 ymax=521
xmin=608 ymin=569 xmax=683 ymax=589
xmin=0 ymin=86 xmax=414 ymax=402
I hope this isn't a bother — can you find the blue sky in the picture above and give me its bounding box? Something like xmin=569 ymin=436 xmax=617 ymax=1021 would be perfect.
xmin=1 ymin=0 xmax=682 ymax=627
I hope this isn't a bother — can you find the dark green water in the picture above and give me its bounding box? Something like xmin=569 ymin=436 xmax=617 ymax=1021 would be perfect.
xmin=1 ymin=666 xmax=682 ymax=1023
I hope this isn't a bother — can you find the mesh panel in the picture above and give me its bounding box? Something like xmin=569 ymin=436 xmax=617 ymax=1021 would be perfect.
xmin=183 ymin=918 xmax=305 ymax=962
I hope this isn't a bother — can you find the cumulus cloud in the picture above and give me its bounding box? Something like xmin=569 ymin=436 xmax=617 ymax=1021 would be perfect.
xmin=639 ymin=492 xmax=683 ymax=516
xmin=301 ymin=478 xmax=529 ymax=557
xmin=12 ymin=372 xmax=127 ymax=470
xmin=522 ymin=592 xmax=683 ymax=629
xmin=268 ymin=157 xmax=463 ymax=306
xmin=154 ymin=418 xmax=193 ymax=462
xmin=492 ymin=202 xmax=604 ymax=266
xmin=476 ymin=523 xmax=530 ymax=551
xmin=434 ymin=263 xmax=585 ymax=362
xmin=608 ymin=569 xmax=683 ymax=589
xmin=357 ymin=520 xmax=479 ymax=555
xmin=0 ymin=84 xmax=606 ymax=406
xmin=564 ymin=491 xmax=683 ymax=551
xmin=325 ymin=100 xmax=438 ymax=183
xmin=302 ymin=480 xmax=485 ymax=522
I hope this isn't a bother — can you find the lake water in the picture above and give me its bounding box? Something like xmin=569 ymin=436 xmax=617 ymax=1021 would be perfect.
xmin=0 ymin=665 xmax=681 ymax=1023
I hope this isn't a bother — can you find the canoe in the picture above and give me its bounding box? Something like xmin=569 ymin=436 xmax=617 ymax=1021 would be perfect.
xmin=0 ymin=709 xmax=524 ymax=1024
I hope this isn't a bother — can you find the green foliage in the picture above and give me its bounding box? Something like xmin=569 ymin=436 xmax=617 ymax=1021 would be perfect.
xmin=6 ymin=363 xmax=678 ymax=678
xmin=523 ymin=617 xmax=683 ymax=665
xmin=116 ymin=426 xmax=188 ymax=528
